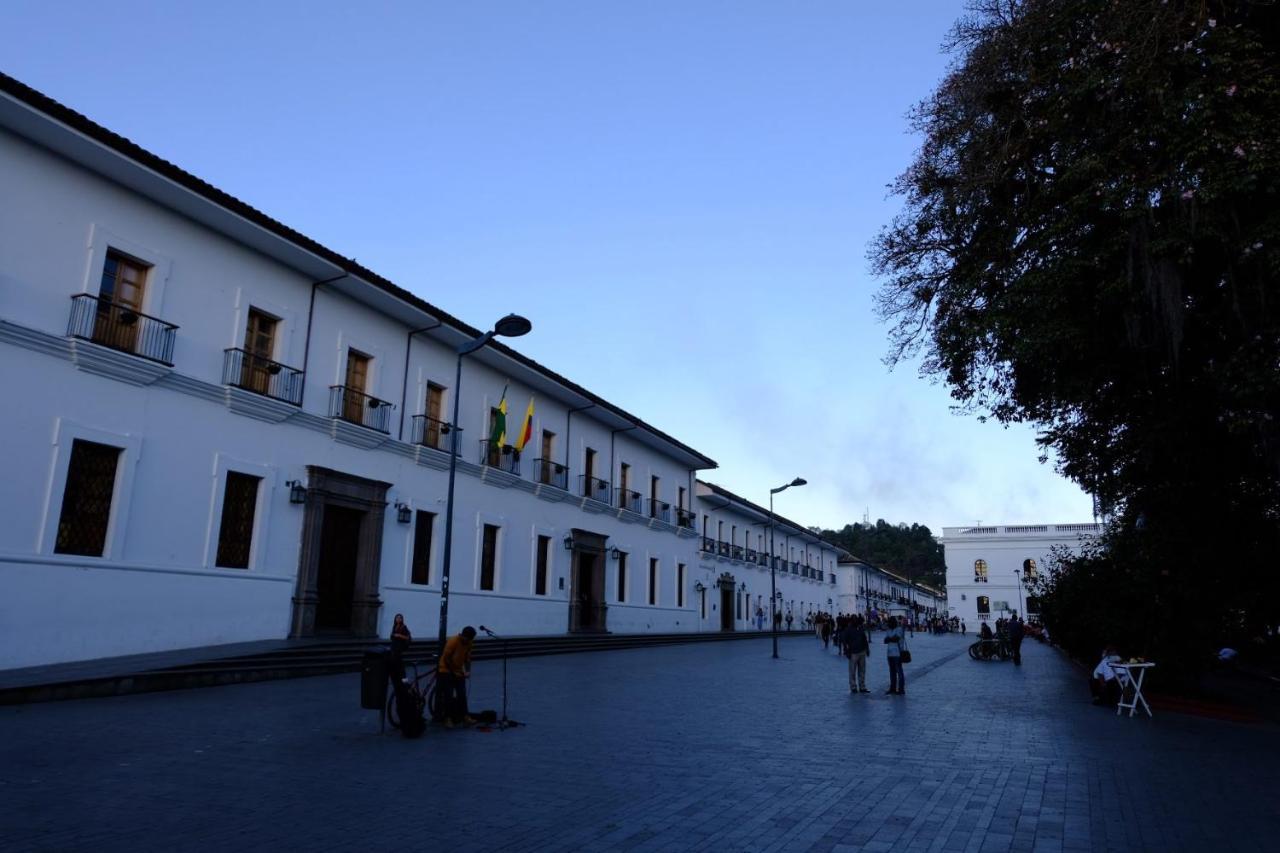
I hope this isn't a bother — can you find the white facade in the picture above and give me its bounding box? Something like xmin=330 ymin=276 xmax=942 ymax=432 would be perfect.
xmin=0 ymin=74 xmax=839 ymax=669
xmin=941 ymin=523 xmax=1101 ymax=625
xmin=836 ymin=560 xmax=945 ymax=621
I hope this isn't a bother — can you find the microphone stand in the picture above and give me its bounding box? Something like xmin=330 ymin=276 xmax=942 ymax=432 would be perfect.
xmin=479 ymin=626 xmax=512 ymax=729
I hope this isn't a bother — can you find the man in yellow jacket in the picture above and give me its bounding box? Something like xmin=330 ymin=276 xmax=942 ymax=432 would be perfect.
xmin=436 ymin=626 xmax=476 ymax=726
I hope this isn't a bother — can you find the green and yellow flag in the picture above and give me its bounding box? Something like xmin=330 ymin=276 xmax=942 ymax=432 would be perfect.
xmin=489 ymin=386 xmax=508 ymax=447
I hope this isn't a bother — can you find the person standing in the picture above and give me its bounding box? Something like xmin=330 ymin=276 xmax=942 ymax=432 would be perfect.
xmin=1009 ymin=614 xmax=1026 ymax=666
xmin=786 ymin=611 xmax=794 ymax=632
xmin=884 ymin=616 xmax=905 ymax=695
xmin=843 ymin=615 xmax=871 ymax=693
xmin=961 ymin=620 xmax=967 ymax=636
xmin=436 ymin=625 xmax=476 ymax=727
xmin=389 ymin=613 xmax=412 ymax=683
xmin=820 ymin=614 xmax=833 ymax=649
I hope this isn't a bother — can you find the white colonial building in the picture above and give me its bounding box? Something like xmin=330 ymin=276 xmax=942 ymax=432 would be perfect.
xmin=836 ymin=559 xmax=946 ymax=622
xmin=941 ymin=523 xmax=1101 ymax=626
xmin=0 ymin=73 xmax=844 ymax=669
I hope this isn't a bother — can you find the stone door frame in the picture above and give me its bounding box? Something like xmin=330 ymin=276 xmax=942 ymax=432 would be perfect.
xmin=290 ymin=465 xmax=392 ymax=638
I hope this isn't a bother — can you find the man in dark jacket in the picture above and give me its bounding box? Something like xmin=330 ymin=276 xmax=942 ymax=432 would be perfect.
xmin=1008 ymin=615 xmax=1025 ymax=666
xmin=841 ymin=615 xmax=871 ymax=693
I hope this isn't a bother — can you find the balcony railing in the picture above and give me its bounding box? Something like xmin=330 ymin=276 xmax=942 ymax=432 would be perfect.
xmin=617 ymin=488 xmax=643 ymax=514
xmin=68 ymin=293 xmax=178 ymax=365
xmin=647 ymin=499 xmax=671 ymax=523
xmin=479 ymin=440 xmax=521 ymax=475
xmin=411 ymin=415 xmax=459 ymax=452
xmin=675 ymin=507 xmax=696 ymax=530
xmin=717 ymin=541 xmax=731 ymax=558
xmin=730 ymin=545 xmax=745 ymax=561
xmin=701 ymin=536 xmax=716 ymax=553
xmin=222 ymin=348 xmax=303 ymax=405
xmin=328 ymin=385 xmax=392 ymax=432
xmin=745 ymin=548 xmax=758 ymax=563
xmin=580 ymin=475 xmax=611 ymax=503
xmin=535 ymin=458 xmax=568 ymax=490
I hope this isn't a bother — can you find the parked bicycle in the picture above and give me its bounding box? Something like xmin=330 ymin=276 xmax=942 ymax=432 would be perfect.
xmin=968 ymin=638 xmax=1012 ymax=661
xmin=386 ymin=655 xmax=439 ymax=730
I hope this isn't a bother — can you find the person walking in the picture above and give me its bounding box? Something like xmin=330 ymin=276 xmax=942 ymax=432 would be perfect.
xmin=820 ymin=614 xmax=833 ymax=650
xmin=388 ymin=613 xmax=412 ymax=683
xmin=842 ymin=615 xmax=871 ymax=693
xmin=884 ymin=616 xmax=906 ymax=695
xmin=1009 ymin=614 xmax=1026 ymax=665
xmin=785 ymin=611 xmax=794 ymax=632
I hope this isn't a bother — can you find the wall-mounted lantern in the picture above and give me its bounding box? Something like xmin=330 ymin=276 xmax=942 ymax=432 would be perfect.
xmin=563 ymin=534 xmax=575 ymax=551
xmin=609 ymin=547 xmax=622 ymax=561
xmin=285 ymin=480 xmax=307 ymax=504
xmin=693 ymin=581 xmax=706 ymax=592
xmin=395 ymin=502 xmax=412 ymax=524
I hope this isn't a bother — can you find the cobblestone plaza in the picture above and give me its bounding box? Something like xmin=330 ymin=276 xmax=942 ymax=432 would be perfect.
xmin=2 ymin=634 xmax=1276 ymax=852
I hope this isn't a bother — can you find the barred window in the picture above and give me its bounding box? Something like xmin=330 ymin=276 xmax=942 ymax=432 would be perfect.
xmin=677 ymin=563 xmax=685 ymax=607
xmin=411 ymin=510 xmax=435 ymax=584
xmin=974 ymin=559 xmax=989 ymax=582
xmin=215 ymin=472 xmax=261 ymax=569
xmin=617 ymin=552 xmax=628 ymax=603
xmin=55 ymin=439 xmax=122 ymax=556
xmin=648 ymin=558 xmax=658 ymax=605
xmin=480 ymin=524 xmax=499 ymax=590
xmin=534 ymin=535 xmax=551 ymax=596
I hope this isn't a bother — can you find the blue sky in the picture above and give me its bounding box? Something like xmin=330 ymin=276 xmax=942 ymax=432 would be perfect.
xmin=2 ymin=0 xmax=1094 ymax=532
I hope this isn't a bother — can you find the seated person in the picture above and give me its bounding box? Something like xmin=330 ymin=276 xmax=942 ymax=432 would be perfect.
xmin=1090 ymin=646 xmax=1127 ymax=705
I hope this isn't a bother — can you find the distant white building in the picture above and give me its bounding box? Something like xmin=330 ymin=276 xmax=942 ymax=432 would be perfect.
xmin=941 ymin=523 xmax=1101 ymax=625
xmin=836 ymin=559 xmax=945 ymax=623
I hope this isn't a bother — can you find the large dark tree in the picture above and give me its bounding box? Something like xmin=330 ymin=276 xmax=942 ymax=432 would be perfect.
xmin=822 ymin=520 xmax=946 ymax=590
xmin=871 ymin=0 xmax=1280 ymax=677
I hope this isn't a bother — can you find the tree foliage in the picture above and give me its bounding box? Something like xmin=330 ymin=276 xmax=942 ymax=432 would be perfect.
xmin=822 ymin=520 xmax=946 ymax=589
xmin=870 ymin=0 xmax=1280 ymax=673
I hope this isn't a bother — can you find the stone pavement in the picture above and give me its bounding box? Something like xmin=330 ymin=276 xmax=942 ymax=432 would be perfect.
xmin=1 ymin=631 xmax=1277 ymax=852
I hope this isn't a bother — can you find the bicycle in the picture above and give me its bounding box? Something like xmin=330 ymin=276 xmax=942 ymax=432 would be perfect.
xmin=968 ymin=638 xmax=1012 ymax=661
xmin=386 ymin=655 xmax=439 ymax=731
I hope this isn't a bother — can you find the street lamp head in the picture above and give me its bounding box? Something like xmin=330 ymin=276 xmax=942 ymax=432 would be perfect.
xmin=493 ymin=313 xmax=532 ymax=338
xmin=790 ymin=477 xmax=807 ymax=487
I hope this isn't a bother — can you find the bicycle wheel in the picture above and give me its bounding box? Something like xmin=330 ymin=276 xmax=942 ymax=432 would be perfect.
xmin=386 ymin=688 xmax=401 ymax=729
xmin=969 ymin=641 xmax=983 ymax=660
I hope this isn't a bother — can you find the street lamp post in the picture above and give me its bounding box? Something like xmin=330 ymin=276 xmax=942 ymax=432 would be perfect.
xmin=437 ymin=314 xmax=532 ymax=648
xmin=768 ymin=477 xmax=806 ymax=659
xmin=1014 ymin=570 xmax=1025 ymax=618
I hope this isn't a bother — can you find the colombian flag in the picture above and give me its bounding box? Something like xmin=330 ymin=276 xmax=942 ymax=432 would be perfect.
xmin=514 ymin=396 xmax=535 ymax=452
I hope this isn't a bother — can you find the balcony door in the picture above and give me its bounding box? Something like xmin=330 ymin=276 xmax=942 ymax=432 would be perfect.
xmin=425 ymin=383 xmax=445 ymax=448
xmin=241 ymin=308 xmax=278 ymax=394
xmin=343 ymin=350 xmax=370 ymax=423
xmin=95 ymin=250 xmax=148 ymax=352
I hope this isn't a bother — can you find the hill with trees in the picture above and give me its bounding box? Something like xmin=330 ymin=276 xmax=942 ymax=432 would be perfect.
xmin=820 ymin=520 xmax=946 ymax=590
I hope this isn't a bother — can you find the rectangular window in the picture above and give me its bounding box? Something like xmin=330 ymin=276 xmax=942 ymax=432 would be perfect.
xmin=424 ymin=383 xmax=446 ymax=448
xmin=215 ymin=471 xmax=261 ymax=569
xmin=411 ymin=510 xmax=435 ymax=584
xmin=677 ymin=564 xmax=685 ymax=607
xmin=480 ymin=524 xmax=500 ymax=590
xmin=535 ymin=534 xmax=551 ymax=596
xmin=736 ymin=591 xmax=742 ymax=619
xmin=95 ymin=250 xmax=149 ymax=351
xmin=343 ymin=349 xmax=371 ymax=422
xmin=54 ymin=439 xmax=122 ymax=556
xmin=583 ymin=447 xmax=596 ymax=495
xmin=678 ymin=485 xmax=686 ymax=511
xmin=699 ymin=583 xmax=706 ymax=619
xmin=648 ymin=557 xmax=658 ymax=605
xmin=649 ymin=475 xmax=659 ymax=517
xmin=240 ymin=308 xmax=279 ymax=394
xmin=617 ymin=552 xmax=627 ymax=603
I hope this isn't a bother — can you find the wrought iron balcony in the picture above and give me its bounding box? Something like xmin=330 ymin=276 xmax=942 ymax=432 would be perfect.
xmin=479 ymin=440 xmax=521 ymax=475
xmin=717 ymin=541 xmax=731 ymax=558
xmin=617 ymin=488 xmax=643 ymax=514
xmin=222 ymin=348 xmax=303 ymax=405
xmin=580 ymin=475 xmax=611 ymax=503
xmin=411 ymin=415 xmax=459 ymax=452
xmin=68 ymin=293 xmax=178 ymax=365
xmin=745 ymin=548 xmax=758 ymax=563
xmin=536 ymin=458 xmax=568 ymax=490
xmin=647 ymin=498 xmax=671 ymax=523
xmin=675 ymin=507 xmax=696 ymax=530
xmin=700 ymin=536 xmax=716 ymax=553
xmin=328 ymin=385 xmax=392 ymax=432
xmin=730 ymin=545 xmax=745 ymax=562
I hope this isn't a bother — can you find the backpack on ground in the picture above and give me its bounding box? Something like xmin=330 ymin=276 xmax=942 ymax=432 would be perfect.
xmin=393 ymin=680 xmax=426 ymax=738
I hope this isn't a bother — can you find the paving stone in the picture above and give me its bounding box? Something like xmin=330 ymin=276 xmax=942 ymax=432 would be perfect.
xmin=2 ymin=633 xmax=1278 ymax=851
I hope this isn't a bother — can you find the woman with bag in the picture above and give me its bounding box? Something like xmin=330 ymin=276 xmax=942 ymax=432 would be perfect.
xmin=884 ymin=616 xmax=906 ymax=695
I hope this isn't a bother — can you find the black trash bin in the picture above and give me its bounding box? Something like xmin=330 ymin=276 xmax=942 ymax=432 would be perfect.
xmin=361 ymin=646 xmax=390 ymax=710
